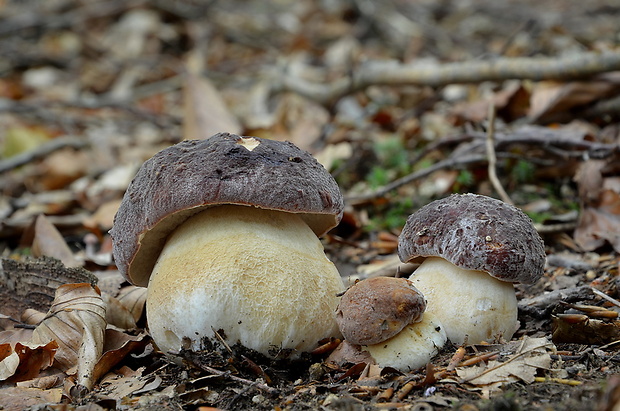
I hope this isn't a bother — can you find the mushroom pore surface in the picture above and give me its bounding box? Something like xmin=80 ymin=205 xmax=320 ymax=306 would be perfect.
xmin=147 ymin=204 xmax=345 ymax=357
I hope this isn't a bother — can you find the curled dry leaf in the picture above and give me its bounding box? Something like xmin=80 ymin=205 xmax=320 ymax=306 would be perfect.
xmin=91 ymin=329 xmax=149 ymax=384
xmin=0 ymin=341 xmax=58 ymax=383
xmin=103 ymin=294 xmax=137 ymax=330
xmin=116 ymin=285 xmax=147 ymax=324
xmin=102 ymin=285 xmax=146 ymax=330
xmin=451 ymin=337 xmax=555 ymax=394
xmin=29 ymin=283 xmax=106 ymax=390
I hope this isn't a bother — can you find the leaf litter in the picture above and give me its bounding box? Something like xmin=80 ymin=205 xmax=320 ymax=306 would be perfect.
xmin=1 ymin=0 xmax=620 ymax=410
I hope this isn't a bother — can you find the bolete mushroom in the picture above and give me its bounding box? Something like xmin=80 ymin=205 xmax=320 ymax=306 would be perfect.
xmin=398 ymin=193 xmax=546 ymax=345
xmin=331 ymin=277 xmax=447 ymax=371
xmin=110 ymin=133 xmax=345 ymax=357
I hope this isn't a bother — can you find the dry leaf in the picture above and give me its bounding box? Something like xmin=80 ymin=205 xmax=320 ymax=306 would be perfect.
xmin=116 ymin=285 xmax=147 ymax=323
xmin=552 ymin=314 xmax=620 ymax=345
xmin=529 ymin=73 xmax=620 ymax=123
xmin=183 ymin=53 xmax=242 ymax=141
xmin=91 ymin=330 xmax=149 ymax=384
xmin=0 ymin=386 xmax=62 ymax=410
xmin=0 ymin=344 xmax=19 ymax=381
xmin=82 ymin=199 xmax=123 ymax=232
xmin=452 ymin=82 xmax=530 ymax=123
xmin=452 ymin=337 xmax=555 ymax=391
xmin=31 ymin=215 xmax=81 ymax=268
xmin=0 ymin=341 xmax=57 ymax=383
xmin=574 ymin=160 xmax=620 ymax=253
xmin=30 ymin=283 xmax=106 ymax=390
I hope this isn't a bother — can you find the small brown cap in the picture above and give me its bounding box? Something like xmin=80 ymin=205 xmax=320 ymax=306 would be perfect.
xmin=335 ymin=277 xmax=426 ymax=346
xmin=398 ymin=193 xmax=545 ymax=284
xmin=111 ymin=133 xmax=344 ymax=286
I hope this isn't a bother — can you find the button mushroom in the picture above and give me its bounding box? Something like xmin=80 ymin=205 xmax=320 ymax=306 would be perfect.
xmin=398 ymin=193 xmax=546 ymax=345
xmin=110 ymin=133 xmax=345 ymax=357
xmin=331 ymin=277 xmax=447 ymax=371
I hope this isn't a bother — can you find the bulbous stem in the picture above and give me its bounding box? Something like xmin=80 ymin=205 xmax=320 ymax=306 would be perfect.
xmin=409 ymin=257 xmax=518 ymax=345
xmin=147 ymin=204 xmax=345 ymax=357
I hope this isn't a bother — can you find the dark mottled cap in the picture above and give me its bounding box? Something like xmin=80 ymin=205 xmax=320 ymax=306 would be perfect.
xmin=111 ymin=133 xmax=344 ymax=286
xmin=335 ymin=277 xmax=426 ymax=345
xmin=398 ymin=194 xmax=545 ymax=284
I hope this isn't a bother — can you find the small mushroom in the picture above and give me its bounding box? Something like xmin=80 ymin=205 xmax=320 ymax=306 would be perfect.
xmin=331 ymin=277 xmax=447 ymax=371
xmin=110 ymin=133 xmax=345 ymax=357
xmin=398 ymin=193 xmax=546 ymax=345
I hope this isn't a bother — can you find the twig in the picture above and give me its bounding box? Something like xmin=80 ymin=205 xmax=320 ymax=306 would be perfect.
xmin=182 ymin=353 xmax=279 ymax=395
xmin=344 ymin=154 xmax=487 ymax=204
xmin=485 ymin=103 xmax=513 ymax=205
xmin=343 ymin=127 xmax=620 ymax=204
xmin=591 ymin=288 xmax=620 ymax=309
xmin=0 ymin=136 xmax=88 ymax=174
xmin=276 ymin=51 xmax=620 ymax=104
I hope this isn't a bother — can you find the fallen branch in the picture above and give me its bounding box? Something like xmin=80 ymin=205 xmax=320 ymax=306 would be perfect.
xmin=343 ymin=126 xmax=620 ymax=204
xmin=276 ymin=51 xmax=620 ymax=104
xmin=0 ymin=136 xmax=88 ymax=174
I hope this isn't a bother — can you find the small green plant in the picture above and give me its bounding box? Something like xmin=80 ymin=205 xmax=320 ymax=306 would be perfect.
xmin=366 ymin=197 xmax=414 ymax=231
xmin=511 ymin=159 xmax=535 ymax=184
xmin=453 ymin=169 xmax=475 ymax=192
xmin=366 ymin=166 xmax=391 ymax=189
xmin=373 ymin=135 xmax=410 ymax=174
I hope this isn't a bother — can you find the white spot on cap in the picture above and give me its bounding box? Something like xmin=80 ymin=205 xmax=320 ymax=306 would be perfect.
xmin=237 ymin=137 xmax=260 ymax=151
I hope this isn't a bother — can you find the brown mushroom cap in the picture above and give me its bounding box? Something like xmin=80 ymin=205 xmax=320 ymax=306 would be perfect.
xmin=111 ymin=133 xmax=344 ymax=286
xmin=398 ymin=193 xmax=545 ymax=284
xmin=335 ymin=277 xmax=426 ymax=346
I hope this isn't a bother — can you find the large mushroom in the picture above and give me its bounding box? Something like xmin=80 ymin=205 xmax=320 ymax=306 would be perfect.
xmin=398 ymin=193 xmax=546 ymax=345
xmin=330 ymin=277 xmax=447 ymax=371
xmin=110 ymin=133 xmax=345 ymax=357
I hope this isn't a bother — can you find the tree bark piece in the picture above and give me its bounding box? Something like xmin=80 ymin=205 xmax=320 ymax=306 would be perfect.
xmin=0 ymin=257 xmax=97 ymax=319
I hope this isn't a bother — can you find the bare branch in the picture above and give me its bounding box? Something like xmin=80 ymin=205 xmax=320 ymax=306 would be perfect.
xmin=0 ymin=136 xmax=88 ymax=174
xmin=276 ymin=51 xmax=620 ymax=104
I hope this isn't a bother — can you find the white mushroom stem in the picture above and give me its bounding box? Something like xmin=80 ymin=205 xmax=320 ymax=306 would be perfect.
xmin=363 ymin=312 xmax=447 ymax=371
xmin=408 ymin=257 xmax=518 ymax=345
xmin=146 ymin=204 xmax=345 ymax=357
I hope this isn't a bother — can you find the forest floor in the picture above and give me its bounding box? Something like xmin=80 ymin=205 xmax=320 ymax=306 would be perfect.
xmin=1 ymin=0 xmax=620 ymax=410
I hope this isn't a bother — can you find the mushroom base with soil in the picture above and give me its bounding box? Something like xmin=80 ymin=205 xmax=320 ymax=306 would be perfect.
xmin=409 ymin=257 xmax=518 ymax=345
xmin=146 ymin=204 xmax=345 ymax=357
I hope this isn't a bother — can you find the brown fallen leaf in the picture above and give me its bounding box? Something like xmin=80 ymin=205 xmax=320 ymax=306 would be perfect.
xmin=552 ymin=314 xmax=620 ymax=345
xmin=529 ymin=73 xmax=620 ymax=123
xmin=31 ymin=215 xmax=81 ymax=268
xmin=0 ymin=341 xmax=58 ymax=383
xmin=0 ymin=386 xmax=62 ymax=411
xmin=91 ymin=330 xmax=149 ymax=387
xmin=183 ymin=52 xmax=242 ymax=141
xmin=30 ymin=283 xmax=106 ymax=390
xmin=574 ymin=159 xmax=620 ymax=253
xmin=115 ymin=285 xmax=147 ymax=324
xmin=446 ymin=337 xmax=555 ymax=395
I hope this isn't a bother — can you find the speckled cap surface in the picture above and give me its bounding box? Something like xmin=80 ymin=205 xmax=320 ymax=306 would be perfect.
xmin=398 ymin=194 xmax=545 ymax=284
xmin=111 ymin=133 xmax=344 ymax=286
xmin=335 ymin=277 xmax=426 ymax=346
